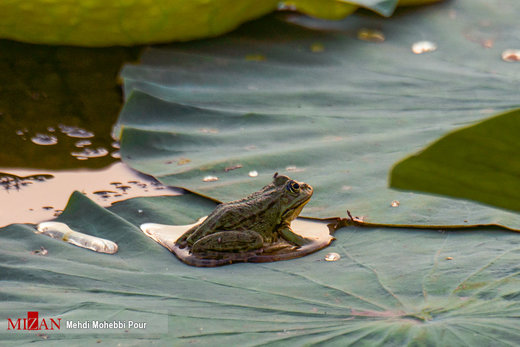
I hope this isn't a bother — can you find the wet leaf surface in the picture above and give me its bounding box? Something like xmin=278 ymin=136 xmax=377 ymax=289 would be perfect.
xmin=116 ymin=1 xmax=520 ymax=229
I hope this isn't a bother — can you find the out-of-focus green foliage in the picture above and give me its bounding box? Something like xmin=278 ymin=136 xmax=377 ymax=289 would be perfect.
xmin=0 ymin=0 xmax=442 ymax=46
xmin=391 ymin=108 xmax=520 ymax=213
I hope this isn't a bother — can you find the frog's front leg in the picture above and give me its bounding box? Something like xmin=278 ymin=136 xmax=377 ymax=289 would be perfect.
xmin=191 ymin=230 xmax=263 ymax=254
xmin=277 ymin=224 xmax=310 ymax=247
xmin=176 ymin=225 xmax=198 ymax=248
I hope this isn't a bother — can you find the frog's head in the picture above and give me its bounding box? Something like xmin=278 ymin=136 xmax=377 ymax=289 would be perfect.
xmin=272 ymin=172 xmax=313 ymax=222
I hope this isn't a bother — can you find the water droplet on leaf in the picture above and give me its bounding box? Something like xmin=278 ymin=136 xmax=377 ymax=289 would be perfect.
xmin=412 ymin=41 xmax=437 ymax=54
xmin=501 ymin=49 xmax=520 ymax=62
xmin=325 ymin=252 xmax=340 ymax=261
xmin=203 ymin=175 xmax=219 ymax=182
xmin=35 ymin=221 xmax=118 ymax=254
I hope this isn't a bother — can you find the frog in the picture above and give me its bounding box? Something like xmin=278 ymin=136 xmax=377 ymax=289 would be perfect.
xmin=176 ymin=173 xmax=313 ymax=256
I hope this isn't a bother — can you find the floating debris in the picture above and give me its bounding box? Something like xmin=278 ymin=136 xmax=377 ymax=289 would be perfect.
xmin=202 ymin=175 xmax=219 ymax=182
xmin=93 ymin=190 xmax=117 ymax=195
xmin=71 ymin=147 xmax=109 ymax=159
xmin=411 ymin=41 xmax=437 ymax=54
xmin=199 ymin=128 xmax=219 ymax=134
xmin=248 ymin=170 xmax=258 ymax=177
xmin=357 ymin=29 xmax=385 ymax=43
xmin=446 ymin=256 xmax=453 ymax=260
xmin=36 ymin=333 xmax=49 ymax=340
xmin=310 ymin=43 xmax=324 ymax=53
xmin=42 ymin=206 xmax=54 ymax=210
xmin=117 ymin=185 xmax=131 ymax=192
xmin=391 ymin=200 xmax=400 ymax=207
xmin=225 ymin=164 xmax=243 ymax=172
xmin=31 ymin=246 xmax=48 ymax=256
xmin=286 ymin=165 xmax=305 ymax=173
xmin=277 ymin=2 xmax=297 ymax=11
xmin=31 ymin=133 xmax=58 ymax=146
xmin=501 ymin=49 xmax=520 ymax=62
xmin=35 ymin=221 xmax=118 ymax=254
xmin=245 ymin=54 xmax=266 ymax=62
xmin=482 ymin=39 xmax=494 ymax=48
xmin=177 ymin=158 xmax=191 ymax=165
xmin=325 ymin=252 xmax=341 ymax=262
xmin=58 ymin=124 xmax=94 ymax=138
xmin=74 ymin=140 xmax=92 ymax=148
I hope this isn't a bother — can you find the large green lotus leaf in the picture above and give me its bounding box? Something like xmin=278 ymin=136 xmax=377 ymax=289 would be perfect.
xmin=390 ymin=108 xmax=520 ymax=212
xmin=1 ymin=192 xmax=520 ymax=344
xmin=0 ymin=0 xmax=425 ymax=46
xmin=115 ymin=0 xmax=520 ymax=229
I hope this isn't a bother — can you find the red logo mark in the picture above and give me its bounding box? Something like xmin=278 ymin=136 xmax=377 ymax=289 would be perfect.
xmin=7 ymin=311 xmax=61 ymax=331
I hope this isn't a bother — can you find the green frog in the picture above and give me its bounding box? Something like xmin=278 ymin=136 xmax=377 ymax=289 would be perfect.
xmin=176 ymin=173 xmax=313 ymax=255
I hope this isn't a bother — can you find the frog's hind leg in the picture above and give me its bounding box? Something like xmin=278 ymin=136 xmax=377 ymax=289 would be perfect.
xmin=191 ymin=230 xmax=263 ymax=254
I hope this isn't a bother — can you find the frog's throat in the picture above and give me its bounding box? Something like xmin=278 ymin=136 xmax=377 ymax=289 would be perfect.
xmin=282 ymin=197 xmax=311 ymax=222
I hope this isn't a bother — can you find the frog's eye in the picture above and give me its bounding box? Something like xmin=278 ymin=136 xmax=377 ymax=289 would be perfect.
xmin=286 ymin=181 xmax=300 ymax=193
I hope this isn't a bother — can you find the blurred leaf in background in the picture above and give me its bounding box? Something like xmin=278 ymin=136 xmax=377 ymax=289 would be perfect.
xmin=0 ymin=0 xmax=442 ymax=46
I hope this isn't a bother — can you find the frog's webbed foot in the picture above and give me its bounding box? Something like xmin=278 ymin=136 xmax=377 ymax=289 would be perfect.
xmin=191 ymin=230 xmax=263 ymax=254
xmin=278 ymin=225 xmax=310 ymax=247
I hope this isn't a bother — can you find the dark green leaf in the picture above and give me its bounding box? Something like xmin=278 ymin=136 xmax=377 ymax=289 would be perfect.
xmin=391 ymin=108 xmax=520 ymax=212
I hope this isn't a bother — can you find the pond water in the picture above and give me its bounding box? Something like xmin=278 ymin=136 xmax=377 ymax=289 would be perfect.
xmin=0 ymin=40 xmax=165 ymax=227
xmin=0 ymin=162 xmax=182 ymax=227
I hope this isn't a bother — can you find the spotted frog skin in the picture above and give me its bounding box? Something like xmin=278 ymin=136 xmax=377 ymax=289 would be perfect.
xmin=176 ymin=173 xmax=313 ymax=254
